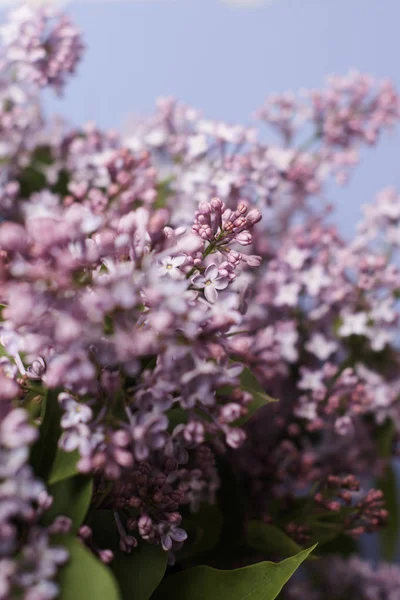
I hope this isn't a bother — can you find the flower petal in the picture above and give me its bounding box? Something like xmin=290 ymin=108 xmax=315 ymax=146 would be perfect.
xmin=213 ymin=277 xmax=229 ymax=290
xmin=204 ymin=285 xmax=218 ymax=303
xmin=205 ymin=263 xmax=219 ymax=281
xmin=192 ymin=275 xmax=206 ymax=287
xmin=170 ymin=527 xmax=188 ymax=542
xmin=171 ymin=255 xmax=186 ymax=267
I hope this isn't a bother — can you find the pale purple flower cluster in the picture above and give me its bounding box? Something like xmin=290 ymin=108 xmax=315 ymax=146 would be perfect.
xmin=123 ymin=61 xmax=400 ymax=539
xmin=0 ymin=5 xmax=265 ymax=560
xmin=0 ymin=406 xmax=69 ymax=600
xmin=1 ymin=5 xmax=83 ymax=92
xmin=285 ymin=555 xmax=400 ymax=600
xmin=2 ymin=4 xmax=400 ymax=593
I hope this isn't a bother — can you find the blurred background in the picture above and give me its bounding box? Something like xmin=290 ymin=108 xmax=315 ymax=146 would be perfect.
xmin=0 ymin=0 xmax=398 ymax=239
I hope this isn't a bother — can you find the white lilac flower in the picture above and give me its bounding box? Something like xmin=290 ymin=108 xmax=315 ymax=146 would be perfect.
xmin=301 ymin=264 xmax=332 ymax=296
xmin=274 ymin=282 xmax=300 ymax=307
xmin=158 ymin=255 xmax=186 ymax=279
xmin=192 ymin=263 xmax=229 ymax=303
xmin=338 ymin=312 xmax=369 ymax=337
xmin=295 ymin=400 xmax=317 ymax=421
xmin=284 ymin=246 xmax=310 ymax=269
xmin=306 ymin=333 xmax=338 ymax=360
xmin=298 ymin=368 xmax=326 ymax=392
xmin=59 ymin=394 xmax=93 ymax=429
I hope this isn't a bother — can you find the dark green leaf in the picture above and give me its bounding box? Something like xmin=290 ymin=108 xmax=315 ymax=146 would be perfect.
xmin=167 ymin=407 xmax=188 ymax=431
xmin=214 ymin=454 xmax=247 ymax=550
xmin=189 ymin=504 xmax=223 ymax=556
xmin=112 ymin=543 xmax=167 ymax=600
xmin=246 ymin=521 xmax=302 ymax=558
xmin=376 ymin=418 xmax=396 ymax=459
xmin=152 ymin=545 xmax=316 ymax=600
xmin=43 ymin=476 xmax=93 ymax=533
xmin=88 ymin=509 xmax=118 ymax=552
xmin=307 ymin=520 xmax=343 ymax=546
xmin=374 ymin=419 xmax=397 ymax=561
xmin=378 ymin=464 xmax=399 ymax=561
xmin=154 ymin=177 xmax=175 ymax=210
xmin=18 ymin=166 xmax=47 ymax=197
xmin=236 ymin=368 xmax=278 ymax=426
xmin=316 ymin=534 xmax=357 ymax=557
xmin=54 ymin=534 xmax=121 ymax=600
xmin=23 ymin=391 xmax=43 ymax=420
xmin=49 ymin=449 xmax=80 ymax=485
xmin=30 ymin=390 xmax=62 ymax=481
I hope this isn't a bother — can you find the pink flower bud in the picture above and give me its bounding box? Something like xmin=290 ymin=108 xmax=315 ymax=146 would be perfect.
xmin=246 ymin=209 xmax=262 ymax=226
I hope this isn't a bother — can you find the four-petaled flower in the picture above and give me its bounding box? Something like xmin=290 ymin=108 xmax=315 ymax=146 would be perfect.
xmin=192 ymin=263 xmax=229 ymax=303
xmin=59 ymin=394 xmax=93 ymax=428
xmin=159 ymin=255 xmax=186 ymax=279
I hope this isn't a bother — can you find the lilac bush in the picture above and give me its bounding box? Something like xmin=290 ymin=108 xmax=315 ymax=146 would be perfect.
xmin=1 ymin=4 xmax=400 ymax=600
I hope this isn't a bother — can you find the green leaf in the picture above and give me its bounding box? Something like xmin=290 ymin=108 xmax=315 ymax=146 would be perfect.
xmin=18 ymin=166 xmax=47 ymax=197
xmin=88 ymin=509 xmax=118 ymax=551
xmin=30 ymin=390 xmax=62 ymax=481
xmin=54 ymin=534 xmax=121 ymax=600
xmin=152 ymin=545 xmax=317 ymax=600
xmin=307 ymin=520 xmax=343 ymax=547
xmin=176 ymin=504 xmax=223 ymax=564
xmin=246 ymin=521 xmax=302 ymax=558
xmin=316 ymin=533 xmax=357 ymax=557
xmin=375 ymin=418 xmax=398 ymax=561
xmin=378 ymin=463 xmax=399 ymax=561
xmin=23 ymin=391 xmax=43 ymax=420
xmin=167 ymin=407 xmax=188 ymax=431
xmin=43 ymin=476 xmax=93 ymax=533
xmin=376 ymin=418 xmax=396 ymax=459
xmin=112 ymin=543 xmax=167 ymax=600
xmin=235 ymin=368 xmax=278 ymax=426
xmin=189 ymin=504 xmax=223 ymax=556
xmin=49 ymin=449 xmax=80 ymax=485
xmin=154 ymin=177 xmax=175 ymax=210
xmin=213 ymin=454 xmax=247 ymax=550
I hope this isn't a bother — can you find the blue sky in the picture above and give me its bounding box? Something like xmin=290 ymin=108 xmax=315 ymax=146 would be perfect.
xmin=5 ymin=0 xmax=400 ymax=236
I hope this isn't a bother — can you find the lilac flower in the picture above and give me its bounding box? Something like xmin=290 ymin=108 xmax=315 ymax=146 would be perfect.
xmin=285 ymin=556 xmax=400 ymax=600
xmin=0 ymin=409 xmax=37 ymax=450
xmin=192 ymin=263 xmax=229 ymax=303
xmin=26 ymin=357 xmax=46 ymax=380
xmin=160 ymin=525 xmax=188 ymax=552
xmin=59 ymin=393 xmax=93 ymax=428
xmin=0 ymin=404 xmax=68 ymax=599
xmin=338 ymin=311 xmax=369 ymax=337
xmin=305 ymin=333 xmax=338 ymax=360
xmin=158 ymin=255 xmax=186 ymax=279
xmin=127 ymin=410 xmax=169 ymax=461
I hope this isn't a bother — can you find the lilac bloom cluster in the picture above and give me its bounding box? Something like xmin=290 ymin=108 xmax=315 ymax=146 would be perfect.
xmin=129 ymin=64 xmax=400 ymax=541
xmin=0 ymin=401 xmax=69 ymax=600
xmin=1 ymin=5 xmax=83 ymax=92
xmin=2 ymin=3 xmax=400 ymax=597
xmin=128 ymin=71 xmax=399 ymax=229
xmin=284 ymin=555 xmax=400 ymax=600
xmin=0 ymin=3 xmax=264 ymax=571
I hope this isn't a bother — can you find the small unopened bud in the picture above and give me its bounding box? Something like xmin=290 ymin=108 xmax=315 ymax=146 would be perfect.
xmin=138 ymin=514 xmax=153 ymax=538
xmin=211 ymin=197 xmax=223 ymax=210
xmin=148 ymin=209 xmax=170 ymax=236
xmin=79 ymin=526 xmax=93 ymax=540
xmin=99 ymin=549 xmax=114 ymax=564
xmin=246 ymin=208 xmax=262 ymax=226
